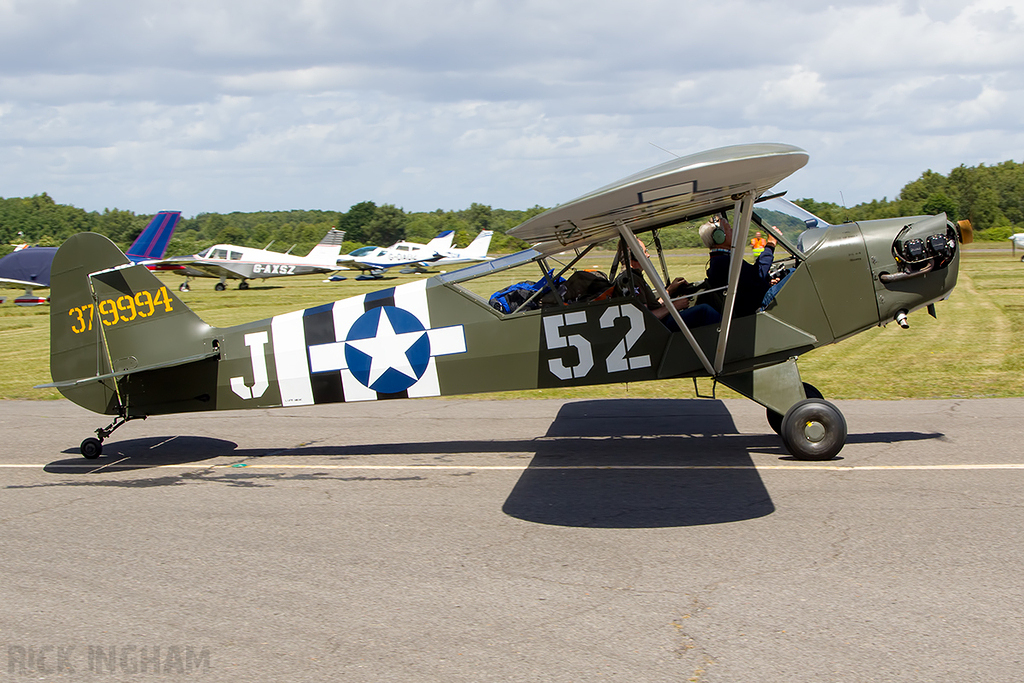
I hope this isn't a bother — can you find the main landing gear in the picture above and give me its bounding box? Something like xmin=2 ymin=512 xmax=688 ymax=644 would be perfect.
xmin=766 ymin=383 xmax=847 ymax=461
xmin=79 ymin=413 xmax=146 ymax=459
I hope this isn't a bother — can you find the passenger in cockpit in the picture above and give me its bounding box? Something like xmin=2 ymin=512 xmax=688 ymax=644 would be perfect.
xmin=613 ymin=242 xmax=691 ymax=325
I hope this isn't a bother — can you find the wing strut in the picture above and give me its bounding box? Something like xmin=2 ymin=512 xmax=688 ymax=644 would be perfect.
xmin=613 ymin=220 xmax=716 ymax=377
xmin=713 ymin=191 xmax=755 ymax=374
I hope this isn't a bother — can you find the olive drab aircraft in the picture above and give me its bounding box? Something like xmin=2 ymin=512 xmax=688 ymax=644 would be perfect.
xmin=42 ymin=143 xmax=970 ymax=461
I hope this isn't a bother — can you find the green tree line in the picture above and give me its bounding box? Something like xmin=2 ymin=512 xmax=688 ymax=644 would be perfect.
xmin=3 ymin=158 xmax=1022 ymax=258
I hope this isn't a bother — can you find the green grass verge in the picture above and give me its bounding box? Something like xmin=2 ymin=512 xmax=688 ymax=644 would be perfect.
xmin=3 ymin=248 xmax=1021 ymax=401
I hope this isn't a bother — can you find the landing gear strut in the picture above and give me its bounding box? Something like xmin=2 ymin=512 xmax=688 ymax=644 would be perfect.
xmin=79 ymin=413 xmax=146 ymax=459
xmin=766 ymin=383 xmax=822 ymax=435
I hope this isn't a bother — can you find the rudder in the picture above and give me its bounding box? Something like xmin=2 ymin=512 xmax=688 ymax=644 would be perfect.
xmin=49 ymin=233 xmax=217 ymax=415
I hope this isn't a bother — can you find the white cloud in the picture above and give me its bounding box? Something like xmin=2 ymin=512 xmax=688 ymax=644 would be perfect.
xmin=0 ymin=0 xmax=1022 ymax=215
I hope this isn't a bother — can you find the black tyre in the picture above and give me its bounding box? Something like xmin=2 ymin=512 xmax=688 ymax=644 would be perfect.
xmin=238 ymin=281 xmax=249 ymax=290
xmin=780 ymin=399 xmax=847 ymax=461
xmin=178 ymin=282 xmax=190 ymax=292
xmin=81 ymin=437 xmax=103 ymax=459
xmin=766 ymin=383 xmax=823 ymax=434
xmin=215 ymin=283 xmax=226 ymax=291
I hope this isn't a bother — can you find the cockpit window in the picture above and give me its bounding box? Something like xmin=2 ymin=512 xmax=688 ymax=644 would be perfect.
xmin=755 ymin=197 xmax=830 ymax=256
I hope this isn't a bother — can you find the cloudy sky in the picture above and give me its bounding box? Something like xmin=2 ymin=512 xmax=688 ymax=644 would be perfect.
xmin=1 ymin=0 xmax=1021 ymax=217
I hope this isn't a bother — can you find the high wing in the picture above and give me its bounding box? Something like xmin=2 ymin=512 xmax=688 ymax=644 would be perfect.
xmin=509 ymin=143 xmax=808 ymax=251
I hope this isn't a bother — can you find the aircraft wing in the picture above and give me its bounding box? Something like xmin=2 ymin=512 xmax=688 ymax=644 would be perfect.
xmin=156 ymin=258 xmax=249 ymax=280
xmin=509 ymin=143 xmax=808 ymax=252
xmin=163 ymin=258 xmax=335 ymax=279
xmin=0 ymin=277 xmax=49 ymax=290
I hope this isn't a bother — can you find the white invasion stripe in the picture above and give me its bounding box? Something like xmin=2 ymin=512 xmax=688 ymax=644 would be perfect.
xmin=331 ymin=296 xmax=380 ymax=401
xmin=7 ymin=463 xmax=1024 ymax=471
xmin=394 ymin=279 xmax=429 ymax=325
xmin=271 ymin=312 xmax=314 ymax=406
xmin=395 ymin=276 xmax=444 ymax=398
xmin=407 ymin=356 xmax=440 ymax=398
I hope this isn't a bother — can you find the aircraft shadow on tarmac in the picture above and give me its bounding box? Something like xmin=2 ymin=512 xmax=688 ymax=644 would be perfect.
xmin=46 ymin=436 xmax=234 ymax=474
xmin=41 ymin=399 xmax=945 ymax=527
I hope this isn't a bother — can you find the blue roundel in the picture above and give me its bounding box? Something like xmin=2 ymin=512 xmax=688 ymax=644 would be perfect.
xmin=344 ymin=306 xmax=431 ymax=394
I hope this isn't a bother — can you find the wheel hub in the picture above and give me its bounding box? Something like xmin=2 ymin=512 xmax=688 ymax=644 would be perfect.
xmin=803 ymin=420 xmax=826 ymax=443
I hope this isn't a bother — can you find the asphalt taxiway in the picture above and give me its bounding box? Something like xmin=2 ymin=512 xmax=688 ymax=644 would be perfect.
xmin=2 ymin=397 xmax=1023 ymax=682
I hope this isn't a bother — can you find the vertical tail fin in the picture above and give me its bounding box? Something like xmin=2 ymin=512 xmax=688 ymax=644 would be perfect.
xmin=460 ymin=230 xmax=493 ymax=259
xmin=126 ymin=211 xmax=182 ymax=262
xmin=425 ymin=230 xmax=456 ymax=252
xmin=49 ymin=232 xmax=216 ymax=415
xmin=306 ymin=228 xmax=346 ymax=262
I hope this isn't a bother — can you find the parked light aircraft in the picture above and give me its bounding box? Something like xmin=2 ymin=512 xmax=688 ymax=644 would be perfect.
xmin=338 ymin=230 xmax=493 ymax=279
xmin=1010 ymin=233 xmax=1024 ymax=260
xmin=0 ymin=211 xmax=181 ymax=305
xmin=41 ymin=143 xmax=969 ymax=461
xmin=162 ymin=228 xmax=346 ymax=291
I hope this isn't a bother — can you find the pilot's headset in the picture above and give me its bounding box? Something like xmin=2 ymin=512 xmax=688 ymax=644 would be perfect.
xmin=711 ymin=214 xmax=727 ymax=245
xmin=700 ymin=215 xmax=728 ymax=248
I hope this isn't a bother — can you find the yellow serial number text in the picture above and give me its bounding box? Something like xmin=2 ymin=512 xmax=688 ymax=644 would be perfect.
xmin=69 ymin=286 xmax=174 ymax=334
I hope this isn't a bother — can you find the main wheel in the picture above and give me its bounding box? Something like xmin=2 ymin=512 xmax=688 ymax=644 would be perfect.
xmin=81 ymin=437 xmax=103 ymax=459
xmin=238 ymin=281 xmax=249 ymax=290
xmin=178 ymin=282 xmax=190 ymax=292
xmin=780 ymin=399 xmax=847 ymax=461
xmin=766 ymin=383 xmax=823 ymax=434
xmin=215 ymin=282 xmax=226 ymax=291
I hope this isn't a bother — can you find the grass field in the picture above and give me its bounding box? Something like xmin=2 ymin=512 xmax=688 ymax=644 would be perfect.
xmin=3 ymin=245 xmax=1021 ymax=401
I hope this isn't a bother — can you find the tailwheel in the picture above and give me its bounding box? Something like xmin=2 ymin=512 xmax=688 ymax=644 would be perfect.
xmin=80 ymin=413 xmax=145 ymax=459
xmin=780 ymin=399 xmax=847 ymax=461
xmin=81 ymin=437 xmax=103 ymax=459
xmin=767 ymin=383 xmax=822 ymax=435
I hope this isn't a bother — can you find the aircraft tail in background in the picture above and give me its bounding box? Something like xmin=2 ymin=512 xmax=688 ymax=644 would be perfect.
xmin=459 ymin=230 xmax=493 ymax=260
xmin=424 ymin=230 xmax=456 ymax=253
xmin=306 ymin=228 xmax=346 ymax=263
xmin=125 ymin=211 xmax=182 ymax=263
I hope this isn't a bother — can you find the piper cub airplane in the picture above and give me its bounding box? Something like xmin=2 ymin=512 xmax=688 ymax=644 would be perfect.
xmin=43 ymin=143 xmax=969 ymax=461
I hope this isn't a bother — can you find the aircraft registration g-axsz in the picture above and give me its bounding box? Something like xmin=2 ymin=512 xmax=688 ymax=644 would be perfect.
xmin=42 ymin=143 xmax=970 ymax=461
